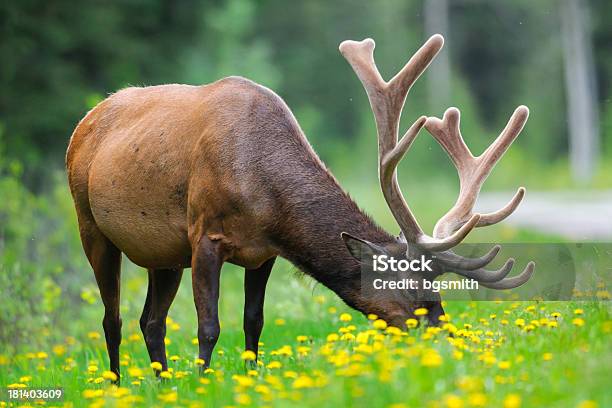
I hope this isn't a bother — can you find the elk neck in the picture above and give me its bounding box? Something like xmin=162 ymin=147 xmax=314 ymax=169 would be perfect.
xmin=267 ymin=149 xmax=395 ymax=308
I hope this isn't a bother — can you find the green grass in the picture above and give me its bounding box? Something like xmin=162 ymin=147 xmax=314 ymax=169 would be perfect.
xmin=1 ymin=256 xmax=610 ymax=408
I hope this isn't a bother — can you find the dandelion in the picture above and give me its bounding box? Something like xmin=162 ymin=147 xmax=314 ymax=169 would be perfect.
xmin=443 ymin=394 xmax=463 ymax=408
xmin=406 ymin=318 xmax=418 ymax=328
xmin=93 ymin=377 xmax=104 ymax=384
xmin=498 ymin=361 xmax=511 ymax=370
xmin=292 ymin=375 xmax=315 ymax=389
xmin=150 ymin=361 xmax=163 ymax=371
xmin=87 ymin=365 xmax=99 ymax=373
xmin=160 ymin=371 xmax=172 ymax=379
xmin=218 ymin=350 xmax=225 ymax=356
xmin=128 ymin=367 xmax=143 ymax=377
xmin=191 ymin=337 xmax=199 ymax=345
xmin=169 ymin=355 xmax=179 ymax=362
xmin=19 ymin=376 xmax=31 ymax=383
xmin=241 ymin=350 xmax=257 ymax=361
xmin=577 ymin=401 xmax=599 ymax=408
xmin=267 ymin=361 xmax=282 ymax=369
xmin=339 ymin=313 xmax=352 ymax=322
xmin=235 ymin=393 xmax=252 ymax=405
xmin=421 ymin=349 xmax=442 ymax=367
xmin=274 ymin=318 xmax=286 ymax=326
xmin=296 ymin=335 xmax=308 ymax=342
xmin=551 ymin=312 xmax=561 ymax=319
xmin=574 ymin=308 xmax=584 ymax=315
xmin=195 ymin=358 xmax=205 ymax=366
xmin=503 ymin=394 xmax=521 ymax=408
xmin=102 ymin=371 xmax=118 ymax=382
xmin=414 ymin=308 xmax=428 ymax=316
xmin=87 ymin=331 xmax=101 ymax=340
xmin=82 ymin=389 xmax=104 ymax=399
xmin=572 ymin=318 xmax=585 ymax=327
xmin=542 ymin=352 xmax=553 ymax=361
xmin=514 ymin=318 xmax=525 ymax=327
xmin=367 ymin=313 xmax=378 ymax=320
xmin=373 ymin=319 xmax=387 ymax=330
xmin=284 ymin=371 xmax=298 ymax=379
xmin=327 ymin=333 xmax=339 ymax=342
xmin=132 ymin=380 xmax=141 ymax=386
xmin=468 ymin=393 xmax=487 ymax=407
xmin=158 ymin=391 xmax=178 ymax=403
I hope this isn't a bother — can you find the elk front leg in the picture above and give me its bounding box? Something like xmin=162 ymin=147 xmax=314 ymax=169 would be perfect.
xmin=192 ymin=235 xmax=224 ymax=370
xmin=243 ymin=257 xmax=276 ymax=363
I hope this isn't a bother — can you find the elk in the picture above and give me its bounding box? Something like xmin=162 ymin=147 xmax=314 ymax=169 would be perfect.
xmin=66 ymin=33 xmax=534 ymax=381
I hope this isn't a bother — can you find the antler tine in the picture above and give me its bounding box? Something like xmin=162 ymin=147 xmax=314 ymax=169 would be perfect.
xmin=341 ymin=34 xmax=479 ymax=251
xmin=425 ymin=106 xmax=530 ymax=239
xmin=479 ymin=262 xmax=536 ymax=290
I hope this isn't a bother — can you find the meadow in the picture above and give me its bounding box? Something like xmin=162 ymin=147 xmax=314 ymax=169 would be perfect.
xmin=1 ymin=283 xmax=610 ymax=408
xmin=0 ymin=178 xmax=610 ymax=408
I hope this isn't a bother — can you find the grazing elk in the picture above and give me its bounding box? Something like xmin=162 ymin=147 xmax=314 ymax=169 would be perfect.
xmin=66 ymin=33 xmax=534 ymax=380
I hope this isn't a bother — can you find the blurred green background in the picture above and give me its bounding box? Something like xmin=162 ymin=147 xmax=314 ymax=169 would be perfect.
xmin=1 ymin=0 xmax=611 ymax=352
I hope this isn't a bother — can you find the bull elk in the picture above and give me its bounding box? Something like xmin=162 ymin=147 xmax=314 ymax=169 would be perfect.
xmin=66 ymin=33 xmax=534 ymax=381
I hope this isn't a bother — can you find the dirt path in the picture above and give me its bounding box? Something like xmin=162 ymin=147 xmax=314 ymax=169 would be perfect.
xmin=477 ymin=190 xmax=612 ymax=240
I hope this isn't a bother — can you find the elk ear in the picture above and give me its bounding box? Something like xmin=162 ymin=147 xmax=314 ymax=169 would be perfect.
xmin=341 ymin=232 xmax=387 ymax=262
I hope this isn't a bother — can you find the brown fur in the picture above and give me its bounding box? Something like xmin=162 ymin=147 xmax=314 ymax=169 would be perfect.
xmin=66 ymin=77 xmax=430 ymax=377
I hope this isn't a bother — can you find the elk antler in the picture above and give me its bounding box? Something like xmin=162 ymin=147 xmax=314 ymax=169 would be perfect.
xmin=341 ymin=35 xmax=535 ymax=289
xmin=339 ymin=35 xmax=479 ymax=252
xmin=425 ymin=106 xmax=529 ymax=239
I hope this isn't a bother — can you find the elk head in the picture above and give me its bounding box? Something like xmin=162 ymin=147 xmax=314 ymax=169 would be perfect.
xmin=339 ymin=34 xmax=535 ymax=326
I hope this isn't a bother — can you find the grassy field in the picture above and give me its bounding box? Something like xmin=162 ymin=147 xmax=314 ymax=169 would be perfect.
xmin=1 ymin=256 xmax=610 ymax=408
xmin=1 ymin=177 xmax=610 ymax=407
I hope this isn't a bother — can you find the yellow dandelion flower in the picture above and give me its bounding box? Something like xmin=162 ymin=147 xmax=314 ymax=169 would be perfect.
xmin=218 ymin=350 xmax=225 ymax=356
xmin=367 ymin=313 xmax=378 ymax=320
xmin=195 ymin=358 xmax=205 ymax=366
xmin=232 ymin=375 xmax=255 ymax=387
xmin=241 ymin=350 xmax=257 ymax=361
xmin=128 ymin=367 xmax=143 ymax=377
xmin=102 ymin=371 xmax=118 ymax=381
xmin=551 ymin=312 xmax=561 ymax=319
xmin=264 ymin=360 xmax=281 ymax=370
xmin=87 ymin=331 xmax=101 ymax=340
xmin=577 ymin=400 xmax=598 ymax=408
xmin=150 ymin=361 xmax=163 ymax=371
xmin=296 ymin=335 xmax=308 ymax=342
xmin=82 ymin=389 xmax=104 ymax=399
xmin=274 ymin=318 xmax=286 ymax=326
xmin=439 ymin=314 xmax=451 ymax=322
xmin=7 ymin=383 xmax=27 ymax=389
xmin=204 ymin=368 xmax=214 ymax=374
xmin=93 ymin=377 xmax=104 ymax=384
xmin=169 ymin=323 xmax=180 ymax=331
xmin=406 ymin=318 xmax=418 ymax=328
xmin=255 ymin=384 xmax=271 ymax=394
xmin=131 ymin=380 xmax=141 ymax=386
xmin=191 ymin=337 xmax=199 ymax=345
xmin=468 ymin=392 xmax=487 ymax=407
xmin=235 ymin=393 xmax=251 ymax=405
xmin=572 ymin=318 xmax=585 ymax=327
xmin=327 ymin=333 xmax=339 ymax=342
xmin=339 ymin=313 xmax=352 ymax=322
xmin=292 ymin=375 xmax=315 ymax=389
xmin=503 ymin=393 xmax=521 ymax=408
xmin=19 ymin=376 xmax=31 ymax=382
xmin=87 ymin=365 xmax=98 ymax=373
xmin=414 ymin=308 xmax=428 ymax=316
xmin=501 ymin=319 xmax=509 ymax=325
xmin=574 ymin=308 xmax=584 ymax=315
xmin=514 ymin=318 xmax=525 ymax=327
xmin=443 ymin=394 xmax=463 ymax=408
xmin=542 ymin=352 xmax=553 ymax=361
xmin=373 ymin=319 xmax=388 ymax=330
xmin=283 ymin=370 xmax=298 ymax=379
xmin=498 ymin=361 xmax=511 ymax=370
xmin=547 ymin=320 xmax=558 ymax=328
xmin=169 ymin=355 xmax=179 ymax=362
xmin=160 ymin=371 xmax=172 ymax=379
xmin=158 ymin=391 xmax=178 ymax=403
xmin=421 ymin=349 xmax=442 ymax=367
